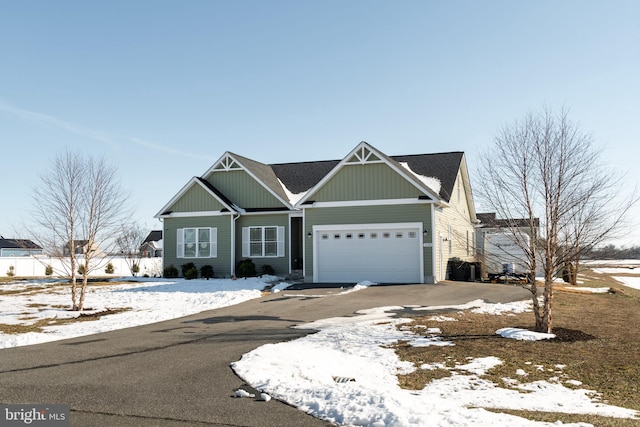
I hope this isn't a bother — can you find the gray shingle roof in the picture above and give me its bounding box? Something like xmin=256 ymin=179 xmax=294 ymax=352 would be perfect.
xmin=270 ymin=160 xmax=340 ymax=194
xmin=198 ymin=148 xmax=466 ymax=208
xmin=228 ymin=152 xmax=292 ymax=205
xmin=476 ymin=212 xmax=540 ymax=228
xmin=271 ymin=151 xmax=464 ymax=203
xmin=0 ymin=239 xmax=42 ymax=250
xmin=143 ymin=230 xmax=163 ymax=244
xmin=392 ymin=152 xmax=464 ymax=203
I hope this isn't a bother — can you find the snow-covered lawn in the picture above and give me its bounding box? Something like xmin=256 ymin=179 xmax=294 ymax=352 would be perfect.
xmin=0 ymin=276 xmax=280 ymax=349
xmin=232 ymin=299 xmax=639 ymax=427
xmin=2 ymin=274 xmax=639 ymax=426
xmin=613 ymin=275 xmax=640 ymax=290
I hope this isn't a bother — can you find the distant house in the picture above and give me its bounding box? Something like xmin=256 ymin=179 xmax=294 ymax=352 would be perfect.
xmin=475 ymin=213 xmax=540 ymax=276
xmin=0 ymin=237 xmax=43 ymax=257
xmin=156 ymin=141 xmax=478 ymax=283
xmin=141 ymin=230 xmax=163 ymax=258
xmin=63 ymin=240 xmax=104 ymax=257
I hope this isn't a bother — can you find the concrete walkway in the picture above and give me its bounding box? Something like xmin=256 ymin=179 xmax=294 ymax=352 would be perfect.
xmin=0 ymin=282 xmax=531 ymax=426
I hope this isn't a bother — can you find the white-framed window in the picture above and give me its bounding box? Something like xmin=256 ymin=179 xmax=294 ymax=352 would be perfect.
xmin=177 ymin=227 xmax=217 ymax=258
xmin=242 ymin=226 xmax=285 ymax=258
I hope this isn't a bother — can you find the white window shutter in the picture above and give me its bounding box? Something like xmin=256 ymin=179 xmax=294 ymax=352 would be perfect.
xmin=210 ymin=227 xmax=217 ymax=258
xmin=176 ymin=229 xmax=184 ymax=258
xmin=277 ymin=226 xmax=285 ymax=257
xmin=242 ymin=227 xmax=249 ymax=258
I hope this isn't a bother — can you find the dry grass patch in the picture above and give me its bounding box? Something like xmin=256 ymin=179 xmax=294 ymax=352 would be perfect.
xmin=0 ymin=308 xmax=130 ymax=334
xmin=396 ymin=275 xmax=640 ymax=424
xmin=0 ymin=286 xmax=48 ymax=296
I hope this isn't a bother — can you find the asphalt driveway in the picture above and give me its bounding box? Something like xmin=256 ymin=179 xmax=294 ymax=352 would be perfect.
xmin=0 ymin=281 xmax=531 ymax=426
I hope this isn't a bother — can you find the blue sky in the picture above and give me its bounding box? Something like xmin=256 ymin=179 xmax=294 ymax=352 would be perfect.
xmin=1 ymin=1 xmax=638 ymax=245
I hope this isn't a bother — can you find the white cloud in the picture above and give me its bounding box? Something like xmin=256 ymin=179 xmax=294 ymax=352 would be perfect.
xmin=0 ymin=100 xmax=214 ymax=161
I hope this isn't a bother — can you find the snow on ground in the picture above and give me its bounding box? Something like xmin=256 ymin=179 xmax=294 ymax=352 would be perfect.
xmin=0 ymin=276 xmax=278 ymax=349
xmin=2 ymin=276 xmax=639 ymax=426
xmin=232 ymin=300 xmax=639 ymax=427
xmin=611 ymin=275 xmax=640 ymax=291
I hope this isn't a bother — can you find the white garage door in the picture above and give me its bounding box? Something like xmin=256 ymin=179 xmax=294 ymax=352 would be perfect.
xmin=314 ymin=224 xmax=422 ymax=283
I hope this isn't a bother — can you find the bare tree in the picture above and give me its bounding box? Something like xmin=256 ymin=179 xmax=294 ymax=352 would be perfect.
xmin=75 ymin=157 xmax=130 ymax=309
xmin=30 ymin=150 xmax=130 ymax=311
xmin=30 ymin=150 xmax=85 ymax=309
xmin=115 ymin=222 xmax=148 ymax=276
xmin=476 ymin=107 xmax=636 ymax=333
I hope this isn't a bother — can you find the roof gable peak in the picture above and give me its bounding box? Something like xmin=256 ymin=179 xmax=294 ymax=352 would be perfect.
xmin=345 ymin=142 xmax=383 ymax=164
xmin=295 ymin=141 xmax=444 ymax=206
xmin=207 ymin=152 xmax=244 ymax=173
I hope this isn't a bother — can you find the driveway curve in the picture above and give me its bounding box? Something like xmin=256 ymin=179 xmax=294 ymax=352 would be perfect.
xmin=0 ymin=281 xmax=531 ymax=426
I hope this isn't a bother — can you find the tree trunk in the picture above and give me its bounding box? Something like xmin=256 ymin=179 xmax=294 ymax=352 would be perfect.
xmin=78 ymin=252 xmax=90 ymax=311
xmin=541 ymin=277 xmax=554 ymax=334
xmin=529 ymin=282 xmax=544 ymax=332
xmin=69 ymin=235 xmax=79 ymax=311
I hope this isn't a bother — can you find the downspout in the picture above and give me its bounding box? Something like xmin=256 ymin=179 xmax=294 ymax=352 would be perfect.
xmin=231 ymin=213 xmax=240 ymax=277
xmin=158 ymin=217 xmax=164 ymax=277
xmin=431 ymin=204 xmax=437 ymax=283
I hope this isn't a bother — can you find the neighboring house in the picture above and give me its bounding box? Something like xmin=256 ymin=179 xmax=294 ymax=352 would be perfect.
xmin=0 ymin=237 xmax=43 ymax=257
xmin=141 ymin=230 xmax=163 ymax=258
xmin=63 ymin=240 xmax=105 ymax=257
xmin=155 ymin=141 xmax=477 ymax=283
xmin=475 ymin=212 xmax=540 ymax=276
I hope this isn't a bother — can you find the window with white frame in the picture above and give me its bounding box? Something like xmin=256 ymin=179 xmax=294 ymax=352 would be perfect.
xmin=242 ymin=226 xmax=285 ymax=258
xmin=177 ymin=227 xmax=217 ymax=258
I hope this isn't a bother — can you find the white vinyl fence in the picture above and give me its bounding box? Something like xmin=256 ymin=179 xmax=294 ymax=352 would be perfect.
xmin=0 ymin=256 xmax=163 ymax=278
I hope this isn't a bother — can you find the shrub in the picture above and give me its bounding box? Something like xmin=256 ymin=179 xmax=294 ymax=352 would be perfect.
xmin=181 ymin=262 xmax=196 ymax=277
xmin=261 ymin=264 xmax=275 ymax=276
xmin=45 ymin=265 xmax=53 ymax=276
xmin=236 ymin=259 xmax=256 ymax=278
xmin=105 ymin=262 xmax=115 ymax=274
xmin=6 ymin=265 xmax=15 ymax=277
xmin=184 ymin=267 xmax=198 ymax=280
xmin=200 ymin=265 xmax=214 ymax=280
xmin=131 ymin=263 xmax=140 ymax=276
xmin=164 ymin=265 xmax=179 ymax=278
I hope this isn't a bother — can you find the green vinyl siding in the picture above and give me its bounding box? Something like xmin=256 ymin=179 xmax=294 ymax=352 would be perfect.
xmin=206 ymin=170 xmax=285 ymax=209
xmin=312 ymin=163 xmax=422 ymax=202
xmin=304 ymin=204 xmax=433 ymax=281
xmin=168 ymin=184 xmax=227 ymax=213
xmin=236 ymin=214 xmax=289 ymax=275
xmin=163 ymin=216 xmax=233 ymax=277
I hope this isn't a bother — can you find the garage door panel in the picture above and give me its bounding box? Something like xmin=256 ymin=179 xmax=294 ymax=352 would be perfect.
xmin=315 ymin=226 xmax=421 ymax=283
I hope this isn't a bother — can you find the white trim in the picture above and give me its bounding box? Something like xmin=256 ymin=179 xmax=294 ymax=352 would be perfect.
xmin=241 ymin=226 xmax=285 ymax=258
xmin=277 ymin=226 xmax=285 ymax=257
xmin=313 ymin=222 xmax=422 ymax=232
xmin=177 ymin=227 xmax=217 ymax=259
xmin=238 ymin=210 xmax=298 ymax=216
xmin=160 ymin=210 xmax=233 ymax=218
xmin=303 ymin=198 xmax=435 ymax=209
xmin=242 ymin=227 xmax=250 ymax=258
xmin=154 ymin=177 xmax=236 ymax=218
xmin=312 ymin=222 xmax=424 ymax=283
xmin=231 ymin=214 xmax=239 ymax=276
xmin=296 ymin=142 xmax=442 ymax=207
xmin=431 ymin=204 xmax=437 ymax=281
xmin=302 ymin=212 xmax=307 ymax=280
xmin=210 ymin=228 xmax=217 ymax=258
xmin=176 ymin=229 xmax=184 ymax=258
xmin=202 ymin=152 xmax=294 ymax=210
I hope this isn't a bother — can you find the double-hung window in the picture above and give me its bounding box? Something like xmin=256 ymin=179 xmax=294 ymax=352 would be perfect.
xmin=242 ymin=226 xmax=285 ymax=258
xmin=177 ymin=227 xmax=217 ymax=258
